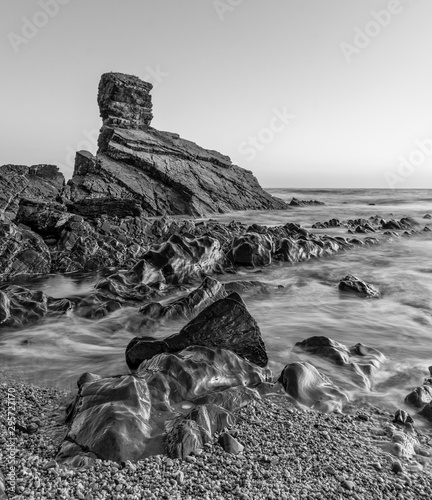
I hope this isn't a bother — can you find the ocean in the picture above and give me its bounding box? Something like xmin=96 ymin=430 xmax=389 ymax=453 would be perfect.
xmin=1 ymin=188 xmax=432 ymax=419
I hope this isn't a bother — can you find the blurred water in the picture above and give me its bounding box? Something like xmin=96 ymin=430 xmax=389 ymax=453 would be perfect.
xmin=1 ymin=188 xmax=432 ymax=416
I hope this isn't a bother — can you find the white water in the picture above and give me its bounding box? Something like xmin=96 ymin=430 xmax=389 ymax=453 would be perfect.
xmin=1 ymin=189 xmax=431 ymax=419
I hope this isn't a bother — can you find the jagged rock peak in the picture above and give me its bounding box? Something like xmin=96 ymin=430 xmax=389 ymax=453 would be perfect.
xmin=98 ymin=72 xmax=153 ymax=131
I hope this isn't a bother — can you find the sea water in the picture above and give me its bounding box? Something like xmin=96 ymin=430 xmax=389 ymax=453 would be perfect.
xmin=1 ymin=189 xmax=431 ymax=416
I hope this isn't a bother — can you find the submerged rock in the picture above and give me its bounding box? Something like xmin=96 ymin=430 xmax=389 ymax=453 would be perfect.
xmin=126 ymin=292 xmax=268 ymax=370
xmin=289 ymin=198 xmax=325 ymax=207
xmin=338 ymin=274 xmax=380 ymax=298
xmin=58 ymin=346 xmax=271 ymax=465
xmin=67 ymin=72 xmax=287 ymax=216
xmin=293 ymin=336 xmax=385 ymax=389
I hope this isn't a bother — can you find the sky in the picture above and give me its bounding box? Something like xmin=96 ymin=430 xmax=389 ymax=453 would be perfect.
xmin=1 ymin=0 xmax=432 ymax=188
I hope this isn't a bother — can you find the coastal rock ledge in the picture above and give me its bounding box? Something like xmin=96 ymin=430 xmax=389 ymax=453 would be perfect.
xmin=66 ymin=72 xmax=287 ymax=216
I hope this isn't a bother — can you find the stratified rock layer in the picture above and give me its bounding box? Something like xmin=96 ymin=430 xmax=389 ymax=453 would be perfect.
xmin=67 ymin=72 xmax=287 ymax=216
xmin=0 ymin=164 xmax=64 ymax=218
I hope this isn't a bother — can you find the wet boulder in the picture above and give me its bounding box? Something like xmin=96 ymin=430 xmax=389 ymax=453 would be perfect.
xmin=405 ymin=386 xmax=432 ymax=408
xmin=293 ymin=336 xmax=385 ymax=389
xmin=0 ymin=285 xmax=73 ymax=327
xmin=312 ymin=218 xmax=340 ymax=229
xmin=274 ymin=236 xmax=323 ymax=262
xmin=278 ymin=361 xmax=348 ymax=412
xmin=127 ymin=292 xmax=268 ymax=370
xmin=339 ymin=274 xmax=380 ymax=298
xmin=96 ymin=234 xmax=223 ymax=302
xmin=165 ymin=404 xmax=236 ymax=458
xmin=58 ymin=346 xmax=272 ymax=465
xmin=418 ymin=402 xmax=432 ymax=422
xmin=229 ymin=232 xmax=274 ymax=267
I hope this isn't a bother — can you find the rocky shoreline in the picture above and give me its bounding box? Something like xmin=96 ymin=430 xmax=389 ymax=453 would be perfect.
xmin=1 ymin=72 xmax=432 ymax=498
xmin=1 ymin=375 xmax=432 ymax=500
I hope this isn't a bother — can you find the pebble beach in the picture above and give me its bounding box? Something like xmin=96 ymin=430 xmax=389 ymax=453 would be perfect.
xmin=2 ymin=375 xmax=432 ymax=500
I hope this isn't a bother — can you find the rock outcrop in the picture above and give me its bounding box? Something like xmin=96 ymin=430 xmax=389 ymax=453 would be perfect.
xmin=66 ymin=72 xmax=287 ymax=216
xmin=339 ymin=275 xmax=380 ymax=298
xmin=0 ymin=164 xmax=64 ymax=219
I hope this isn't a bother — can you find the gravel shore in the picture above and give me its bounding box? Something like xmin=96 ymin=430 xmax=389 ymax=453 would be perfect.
xmin=1 ymin=375 xmax=432 ymax=500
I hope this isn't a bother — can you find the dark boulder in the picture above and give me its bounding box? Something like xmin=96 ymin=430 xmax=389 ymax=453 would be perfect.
xmin=126 ymin=292 xmax=268 ymax=370
xmin=405 ymin=386 xmax=432 ymax=408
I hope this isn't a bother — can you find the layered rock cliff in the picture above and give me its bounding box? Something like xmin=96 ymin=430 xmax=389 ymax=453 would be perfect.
xmin=66 ymin=72 xmax=287 ymax=216
xmin=0 ymin=164 xmax=64 ymax=218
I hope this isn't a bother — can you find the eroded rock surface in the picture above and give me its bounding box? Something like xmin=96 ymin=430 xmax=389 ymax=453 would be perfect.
xmin=67 ymin=72 xmax=287 ymax=216
xmin=0 ymin=164 xmax=64 ymax=219
xmin=58 ymin=346 xmax=272 ymax=465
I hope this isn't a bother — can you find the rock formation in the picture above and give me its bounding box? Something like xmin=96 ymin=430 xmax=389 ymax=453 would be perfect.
xmin=66 ymin=72 xmax=287 ymax=216
xmin=339 ymin=275 xmax=380 ymax=298
xmin=57 ymin=346 xmax=272 ymax=465
xmin=126 ymin=292 xmax=268 ymax=370
xmin=0 ymin=164 xmax=64 ymax=219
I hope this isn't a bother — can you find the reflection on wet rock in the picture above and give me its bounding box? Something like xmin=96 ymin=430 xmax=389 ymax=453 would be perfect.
xmin=58 ymin=346 xmax=272 ymax=465
xmin=0 ymin=284 xmax=73 ymax=327
xmin=277 ymin=361 xmax=349 ymax=412
xmin=293 ymin=336 xmax=385 ymax=389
